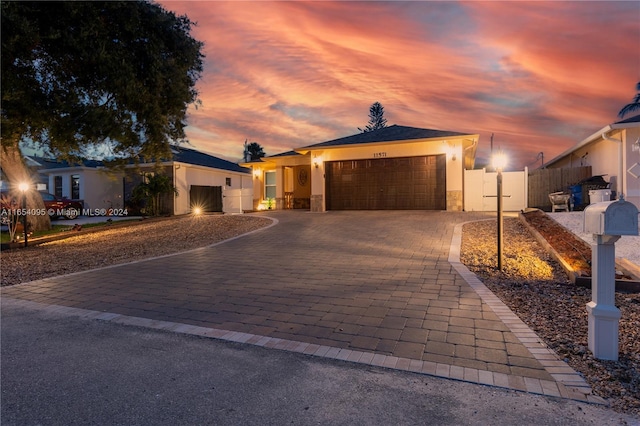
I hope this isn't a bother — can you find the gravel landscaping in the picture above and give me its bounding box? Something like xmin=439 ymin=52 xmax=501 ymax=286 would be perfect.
xmin=460 ymin=217 xmax=640 ymax=417
xmin=0 ymin=214 xmax=273 ymax=287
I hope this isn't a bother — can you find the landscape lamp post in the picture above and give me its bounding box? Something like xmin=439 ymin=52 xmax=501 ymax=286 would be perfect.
xmin=18 ymin=182 xmax=29 ymax=247
xmin=492 ymin=153 xmax=508 ymax=271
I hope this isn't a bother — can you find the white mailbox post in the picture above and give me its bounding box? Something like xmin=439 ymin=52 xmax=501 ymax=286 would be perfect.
xmin=583 ymin=197 xmax=639 ymax=360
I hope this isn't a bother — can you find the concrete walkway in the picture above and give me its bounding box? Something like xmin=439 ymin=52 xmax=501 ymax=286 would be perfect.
xmin=1 ymin=211 xmax=601 ymax=403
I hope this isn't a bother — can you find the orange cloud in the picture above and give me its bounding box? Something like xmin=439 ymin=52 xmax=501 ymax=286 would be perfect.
xmin=159 ymin=1 xmax=639 ymax=169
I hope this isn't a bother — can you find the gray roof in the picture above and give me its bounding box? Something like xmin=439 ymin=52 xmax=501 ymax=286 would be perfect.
xmin=615 ymin=114 xmax=640 ymax=124
xmin=31 ymin=157 xmax=104 ymax=169
xmin=300 ymin=125 xmax=472 ymax=149
xmin=266 ymin=150 xmax=302 ymax=158
xmin=171 ymin=146 xmax=250 ymax=173
xmin=36 ymin=146 xmax=250 ymax=174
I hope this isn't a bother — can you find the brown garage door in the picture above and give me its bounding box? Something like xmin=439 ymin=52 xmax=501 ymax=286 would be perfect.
xmin=326 ymin=155 xmax=446 ymax=210
xmin=190 ymin=185 xmax=223 ymax=212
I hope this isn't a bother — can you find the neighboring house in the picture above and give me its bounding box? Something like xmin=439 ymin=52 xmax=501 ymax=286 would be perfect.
xmin=243 ymin=125 xmax=479 ymax=212
xmin=0 ymin=156 xmax=55 ymax=192
xmin=35 ymin=146 xmax=252 ymax=215
xmin=30 ymin=157 xmax=120 ymax=208
xmin=544 ymin=115 xmax=640 ymax=209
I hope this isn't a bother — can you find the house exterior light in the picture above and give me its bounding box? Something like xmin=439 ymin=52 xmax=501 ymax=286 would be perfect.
xmin=443 ymin=141 xmax=457 ymax=161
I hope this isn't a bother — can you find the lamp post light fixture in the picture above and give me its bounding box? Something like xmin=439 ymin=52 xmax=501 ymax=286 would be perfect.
xmin=18 ymin=182 xmax=29 ymax=247
xmin=492 ymin=152 xmax=508 ymax=271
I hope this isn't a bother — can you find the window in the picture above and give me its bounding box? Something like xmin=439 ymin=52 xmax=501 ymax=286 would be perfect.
xmin=54 ymin=176 xmax=63 ymax=197
xmin=225 ymin=177 xmax=232 ymax=187
xmin=265 ymin=171 xmax=276 ymax=199
xmin=71 ymin=175 xmax=80 ymax=199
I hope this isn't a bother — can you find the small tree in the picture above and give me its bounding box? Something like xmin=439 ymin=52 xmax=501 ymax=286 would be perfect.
xmin=131 ymin=173 xmax=178 ymax=216
xmin=618 ymin=81 xmax=640 ymax=118
xmin=247 ymin=142 xmax=266 ymax=160
xmin=358 ymin=102 xmax=388 ymax=133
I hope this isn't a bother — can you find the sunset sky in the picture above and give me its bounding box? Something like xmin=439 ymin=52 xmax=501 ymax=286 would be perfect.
xmin=158 ymin=1 xmax=639 ymax=170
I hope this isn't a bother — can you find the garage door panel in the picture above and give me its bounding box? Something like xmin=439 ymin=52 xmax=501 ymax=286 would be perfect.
xmin=326 ymin=154 xmax=446 ymax=210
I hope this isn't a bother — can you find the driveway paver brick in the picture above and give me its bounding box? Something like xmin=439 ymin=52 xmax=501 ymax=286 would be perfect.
xmin=2 ymin=210 xmax=598 ymax=403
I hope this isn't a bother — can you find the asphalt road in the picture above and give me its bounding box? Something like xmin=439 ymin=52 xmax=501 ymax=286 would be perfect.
xmin=2 ymin=300 xmax=637 ymax=426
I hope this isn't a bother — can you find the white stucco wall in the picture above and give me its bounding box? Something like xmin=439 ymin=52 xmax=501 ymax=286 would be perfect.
xmin=82 ymin=169 xmax=124 ymax=210
xmin=173 ymin=163 xmax=252 ymax=215
xmin=46 ymin=168 xmax=124 ymax=210
xmin=624 ymin=127 xmax=640 ymax=208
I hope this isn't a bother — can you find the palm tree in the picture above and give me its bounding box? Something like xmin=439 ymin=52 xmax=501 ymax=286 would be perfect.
xmin=132 ymin=173 xmax=178 ymax=216
xmin=247 ymin=142 xmax=266 ymax=160
xmin=618 ymin=81 xmax=640 ymax=118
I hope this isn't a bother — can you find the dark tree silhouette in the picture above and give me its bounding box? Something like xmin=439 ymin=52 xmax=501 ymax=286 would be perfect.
xmin=247 ymin=142 xmax=266 ymax=160
xmin=358 ymin=102 xmax=388 ymax=132
xmin=618 ymin=81 xmax=640 ymax=118
xmin=1 ymin=1 xmax=204 ymax=230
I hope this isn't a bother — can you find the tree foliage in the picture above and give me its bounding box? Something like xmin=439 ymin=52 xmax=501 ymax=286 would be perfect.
xmin=618 ymin=81 xmax=640 ymax=119
xmin=131 ymin=173 xmax=178 ymax=216
xmin=358 ymin=102 xmax=388 ymax=133
xmin=1 ymin=0 xmax=204 ymax=162
xmin=1 ymin=1 xmax=203 ymax=231
xmin=247 ymin=142 xmax=266 ymax=160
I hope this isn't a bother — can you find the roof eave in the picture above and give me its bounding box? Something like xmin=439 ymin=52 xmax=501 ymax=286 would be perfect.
xmin=38 ymin=165 xmax=94 ymax=173
xmin=545 ymin=117 xmax=640 ymax=167
xmin=296 ymin=134 xmax=478 ymax=154
xmin=544 ymin=123 xmax=617 ymax=168
xmin=611 ymin=120 xmax=640 ymax=130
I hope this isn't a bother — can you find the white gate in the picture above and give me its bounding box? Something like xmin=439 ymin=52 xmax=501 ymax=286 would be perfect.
xmin=222 ymin=188 xmax=253 ymax=214
xmin=464 ymin=168 xmax=528 ymax=212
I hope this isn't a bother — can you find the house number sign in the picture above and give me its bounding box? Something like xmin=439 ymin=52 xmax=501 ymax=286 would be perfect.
xmin=373 ymin=152 xmax=387 ymax=158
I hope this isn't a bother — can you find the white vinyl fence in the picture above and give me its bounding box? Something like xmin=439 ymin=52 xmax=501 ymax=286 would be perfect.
xmin=464 ymin=168 xmax=528 ymax=212
xmin=222 ymin=188 xmax=253 ymax=214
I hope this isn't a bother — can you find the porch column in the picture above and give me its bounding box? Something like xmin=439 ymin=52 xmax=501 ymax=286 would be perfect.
xmin=275 ymin=166 xmax=285 ymax=210
xmin=310 ymin=155 xmax=325 ymax=212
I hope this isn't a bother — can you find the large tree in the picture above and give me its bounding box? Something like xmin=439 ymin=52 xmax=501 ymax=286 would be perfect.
xmin=358 ymin=102 xmax=388 ymax=133
xmin=618 ymin=81 xmax=640 ymax=119
xmin=1 ymin=1 xmax=204 ymax=230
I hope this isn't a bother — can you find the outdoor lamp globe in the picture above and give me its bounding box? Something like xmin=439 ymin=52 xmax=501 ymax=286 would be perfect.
xmin=492 ymin=153 xmax=508 ymax=171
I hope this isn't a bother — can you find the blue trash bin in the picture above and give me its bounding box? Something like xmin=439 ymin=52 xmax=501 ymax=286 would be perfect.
xmin=570 ymin=185 xmax=582 ymax=207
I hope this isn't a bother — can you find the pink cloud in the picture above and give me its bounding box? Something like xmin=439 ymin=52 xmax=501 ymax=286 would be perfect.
xmin=159 ymin=1 xmax=639 ymax=169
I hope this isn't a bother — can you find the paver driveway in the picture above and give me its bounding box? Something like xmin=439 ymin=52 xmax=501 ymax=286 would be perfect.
xmin=2 ymin=210 xmax=594 ymax=400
